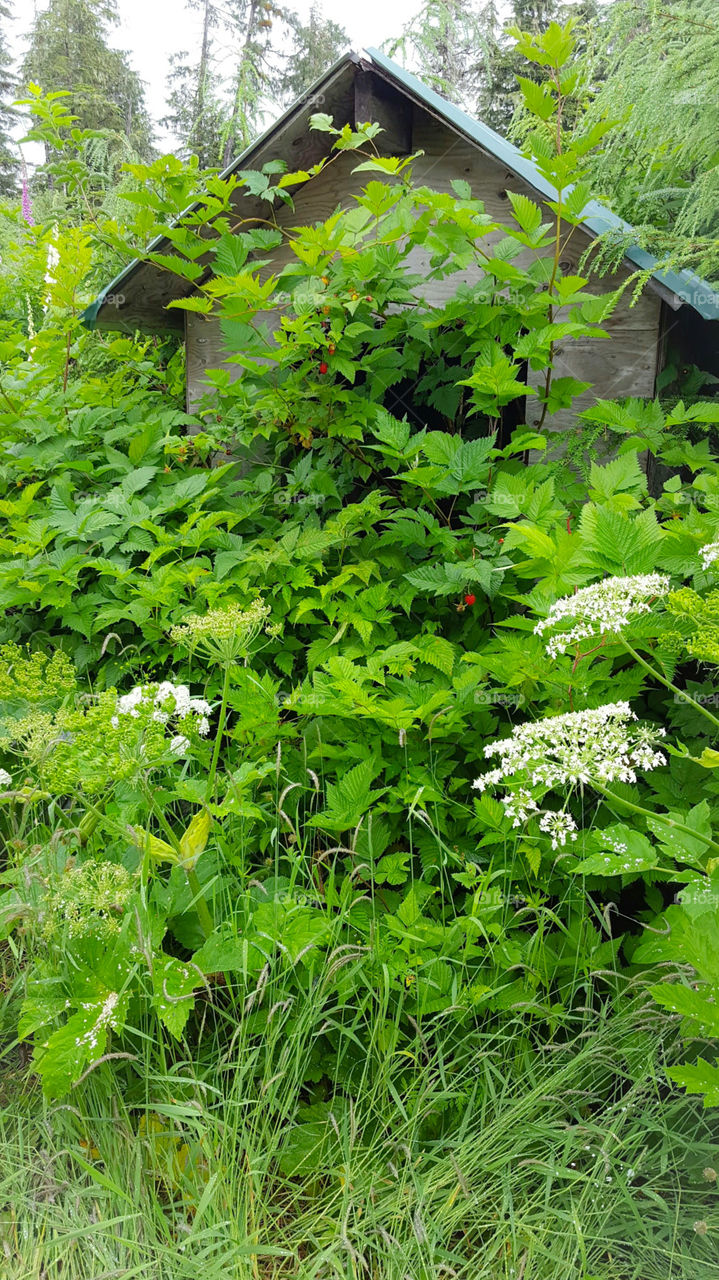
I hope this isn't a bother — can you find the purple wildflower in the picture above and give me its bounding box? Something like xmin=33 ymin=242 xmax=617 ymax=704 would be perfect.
xmin=21 ymin=172 xmax=34 ymax=226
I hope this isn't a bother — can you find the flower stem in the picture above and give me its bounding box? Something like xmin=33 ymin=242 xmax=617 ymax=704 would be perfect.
xmin=185 ymin=865 xmax=214 ymax=938
xmin=206 ymin=662 xmax=231 ymax=805
xmin=594 ymin=783 xmax=719 ymax=858
xmin=145 ymin=787 xmax=213 ymax=939
xmin=618 ymin=636 xmax=719 ymax=734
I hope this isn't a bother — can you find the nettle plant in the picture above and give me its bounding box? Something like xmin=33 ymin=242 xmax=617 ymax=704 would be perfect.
xmin=2 ymin=22 xmax=719 ymax=1101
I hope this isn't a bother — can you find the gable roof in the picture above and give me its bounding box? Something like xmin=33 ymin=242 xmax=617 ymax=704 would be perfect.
xmin=83 ymin=47 xmax=719 ymax=332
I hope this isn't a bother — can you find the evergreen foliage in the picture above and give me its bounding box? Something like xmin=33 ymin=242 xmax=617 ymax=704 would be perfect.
xmin=0 ymin=1 xmax=18 ymax=197
xmin=395 ymin=0 xmax=602 ymax=132
xmin=21 ymin=0 xmax=154 ymax=162
xmin=274 ymin=3 xmax=349 ymax=106
xmin=581 ymin=0 xmax=719 ymax=280
xmin=161 ymin=0 xmax=225 ymax=167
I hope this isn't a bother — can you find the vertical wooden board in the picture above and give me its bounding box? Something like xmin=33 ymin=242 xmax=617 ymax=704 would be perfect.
xmin=186 ymin=313 xmax=227 ymax=411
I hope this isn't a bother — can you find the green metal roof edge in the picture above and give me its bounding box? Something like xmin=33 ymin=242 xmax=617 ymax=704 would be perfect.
xmin=365 ymin=47 xmax=719 ymax=321
xmin=82 ymin=45 xmax=719 ymax=328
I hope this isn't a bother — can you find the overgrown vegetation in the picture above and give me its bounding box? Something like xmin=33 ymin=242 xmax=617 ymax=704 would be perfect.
xmin=0 ymin=19 xmax=718 ymax=1279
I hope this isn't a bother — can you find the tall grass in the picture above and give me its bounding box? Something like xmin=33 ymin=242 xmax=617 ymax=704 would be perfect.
xmin=1 ymin=965 xmax=718 ymax=1279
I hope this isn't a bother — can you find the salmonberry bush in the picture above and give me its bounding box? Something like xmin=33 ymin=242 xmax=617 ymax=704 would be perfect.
xmin=0 ymin=24 xmax=719 ymax=1275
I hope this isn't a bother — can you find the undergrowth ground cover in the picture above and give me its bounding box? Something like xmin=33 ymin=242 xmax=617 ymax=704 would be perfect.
xmin=1 ymin=21 xmax=719 ymax=1279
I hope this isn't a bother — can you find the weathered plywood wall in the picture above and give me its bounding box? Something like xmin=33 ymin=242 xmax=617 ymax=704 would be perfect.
xmin=186 ymin=101 xmax=661 ymax=431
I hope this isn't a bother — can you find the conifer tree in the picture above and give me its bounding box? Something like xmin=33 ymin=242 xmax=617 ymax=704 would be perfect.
xmin=395 ymin=0 xmax=600 ymax=132
xmin=21 ymin=0 xmax=153 ymax=159
xmin=162 ymin=0 xmax=225 ymax=167
xmin=0 ymin=0 xmax=18 ymax=196
xmin=220 ymin=0 xmax=279 ymax=164
xmin=274 ymin=4 xmax=348 ymax=106
xmin=395 ymin=0 xmax=490 ymax=109
xmin=580 ymin=0 xmax=719 ymax=279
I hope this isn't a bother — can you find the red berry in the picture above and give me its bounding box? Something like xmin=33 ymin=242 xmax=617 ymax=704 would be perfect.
xmin=319 ymin=361 xmax=328 ymax=375
xmin=498 ymin=538 xmax=504 ymax=543
xmin=464 ymin=593 xmax=476 ymax=606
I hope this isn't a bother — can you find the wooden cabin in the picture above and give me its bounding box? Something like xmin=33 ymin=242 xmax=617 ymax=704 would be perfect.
xmin=83 ymin=48 xmax=719 ymax=436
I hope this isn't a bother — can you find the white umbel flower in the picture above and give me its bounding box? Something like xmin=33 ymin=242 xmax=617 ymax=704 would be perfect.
xmin=0 ymin=768 xmax=11 ymax=786
xmin=534 ymin=574 xmax=670 ymax=657
xmin=699 ymin=541 xmax=719 ymax=571
xmin=538 ymin=809 xmax=578 ymax=849
xmin=114 ymin=681 xmax=211 ymax=747
xmin=473 ymin=702 xmax=666 ymax=806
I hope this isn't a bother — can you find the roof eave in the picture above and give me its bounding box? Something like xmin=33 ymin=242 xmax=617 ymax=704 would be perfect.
xmin=82 ymin=45 xmax=719 ymax=330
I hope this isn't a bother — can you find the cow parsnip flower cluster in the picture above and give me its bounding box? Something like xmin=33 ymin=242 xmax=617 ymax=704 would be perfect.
xmin=18 ymin=680 xmax=212 ymax=794
xmin=0 ymin=642 xmax=76 ymax=705
xmin=700 ymin=541 xmax=719 ymax=571
xmin=0 ymin=767 xmax=11 ymax=786
xmin=170 ymin=599 xmax=278 ymax=664
xmin=112 ymin=681 xmax=211 ymax=754
xmin=473 ymin=703 xmax=666 ymax=842
xmin=667 ymin=587 xmax=719 ymax=666
xmin=538 ymin=809 xmax=578 ymax=849
xmin=534 ymin=574 xmax=670 ymax=657
xmin=497 ymin=787 xmax=578 ymax=850
xmin=42 ymin=861 xmax=135 ymax=940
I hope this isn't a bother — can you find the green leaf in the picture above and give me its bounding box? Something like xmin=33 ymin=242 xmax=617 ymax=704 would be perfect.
xmin=121 ymin=466 xmax=157 ymax=497
xmin=214 ymin=232 xmax=250 ymax=275
xmin=413 ymin=634 xmax=456 ymax=676
xmin=651 ymin=982 xmax=719 ymax=1035
xmin=34 ymin=990 xmax=127 ymax=1099
xmin=579 ymin=503 xmax=663 ymax=574
xmin=309 ymin=758 xmax=386 ymax=832
xmin=516 ymin=76 xmax=555 ymax=121
xmin=572 ymin=825 xmax=659 ymax=876
xmin=647 ymin=800 xmax=713 ymax=866
xmin=193 ymin=928 xmax=268 ymax=977
xmin=374 ymin=850 xmax=410 ymax=885
xmin=152 ymin=956 xmax=201 ymax=1039
xmin=506 ymin=191 xmax=543 ymax=234
xmin=666 ymin=1059 xmax=719 ymax=1107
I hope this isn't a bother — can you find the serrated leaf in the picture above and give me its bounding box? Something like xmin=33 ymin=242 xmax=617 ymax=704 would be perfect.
xmin=666 ymin=1058 xmax=719 ymax=1107
xmin=34 ymin=990 xmax=126 ymax=1098
xmin=506 ymin=191 xmax=543 ymax=234
xmin=152 ymin=956 xmax=200 ymax=1039
xmin=572 ymin=825 xmax=659 ymax=876
xmin=413 ymin=634 xmax=456 ymax=676
xmin=651 ymin=982 xmax=719 ymax=1035
xmin=121 ymin=466 xmax=157 ymax=497
xmin=374 ymin=850 xmax=410 ymax=885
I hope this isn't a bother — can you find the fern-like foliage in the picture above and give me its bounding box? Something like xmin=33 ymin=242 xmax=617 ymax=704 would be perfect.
xmin=579 ymin=0 xmax=719 ymax=281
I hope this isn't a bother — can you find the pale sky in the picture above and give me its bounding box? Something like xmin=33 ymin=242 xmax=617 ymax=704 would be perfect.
xmin=10 ymin=0 xmax=423 ymax=153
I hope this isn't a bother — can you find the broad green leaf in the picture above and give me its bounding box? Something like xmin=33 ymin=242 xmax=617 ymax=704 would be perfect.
xmin=572 ymin=825 xmax=659 ymax=876
xmin=34 ymin=990 xmax=127 ymax=1099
